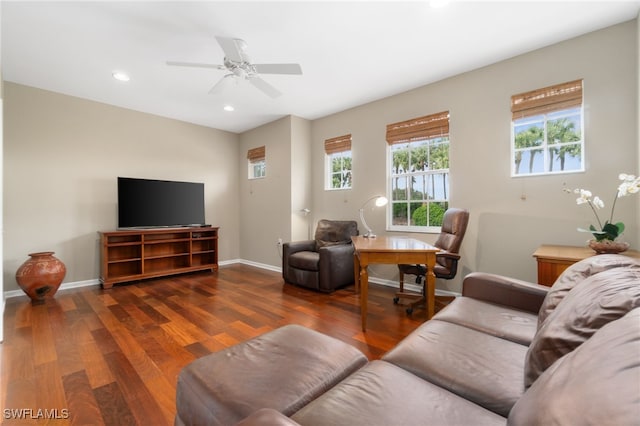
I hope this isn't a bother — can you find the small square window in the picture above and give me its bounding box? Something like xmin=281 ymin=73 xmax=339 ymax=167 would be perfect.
xmin=511 ymin=80 xmax=584 ymax=177
xmin=326 ymin=150 xmax=352 ymax=190
xmin=249 ymin=159 xmax=266 ymax=179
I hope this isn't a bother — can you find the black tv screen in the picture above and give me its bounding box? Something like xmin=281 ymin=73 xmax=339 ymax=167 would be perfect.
xmin=117 ymin=177 xmax=205 ymax=229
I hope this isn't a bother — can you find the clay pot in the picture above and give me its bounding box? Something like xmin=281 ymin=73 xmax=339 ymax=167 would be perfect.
xmin=15 ymin=252 xmax=66 ymax=304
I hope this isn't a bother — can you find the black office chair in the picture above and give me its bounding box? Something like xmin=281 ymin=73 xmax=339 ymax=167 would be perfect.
xmin=393 ymin=208 xmax=469 ymax=314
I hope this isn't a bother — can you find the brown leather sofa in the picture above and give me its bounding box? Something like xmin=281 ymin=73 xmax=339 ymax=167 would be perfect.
xmin=282 ymin=219 xmax=358 ymax=292
xmin=175 ymin=254 xmax=640 ymax=426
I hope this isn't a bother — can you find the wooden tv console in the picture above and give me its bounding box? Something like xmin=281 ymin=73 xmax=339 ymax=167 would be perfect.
xmin=99 ymin=226 xmax=218 ymax=288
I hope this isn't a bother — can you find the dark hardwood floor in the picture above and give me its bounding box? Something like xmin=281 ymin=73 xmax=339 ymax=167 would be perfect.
xmin=1 ymin=264 xmax=452 ymax=425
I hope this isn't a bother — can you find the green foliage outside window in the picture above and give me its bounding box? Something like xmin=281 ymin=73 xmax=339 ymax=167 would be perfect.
xmin=329 ymin=152 xmax=352 ymax=189
xmin=390 ymin=137 xmax=449 ymax=229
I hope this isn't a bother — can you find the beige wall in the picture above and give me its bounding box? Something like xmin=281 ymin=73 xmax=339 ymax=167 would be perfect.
xmin=238 ymin=115 xmax=312 ymax=268
xmin=3 ymin=83 xmax=241 ymax=292
xmin=239 ymin=116 xmax=292 ymax=267
xmin=290 ymin=116 xmax=312 ymax=242
xmin=637 ymin=10 xmax=640 ymax=246
xmin=310 ymin=20 xmax=639 ymax=290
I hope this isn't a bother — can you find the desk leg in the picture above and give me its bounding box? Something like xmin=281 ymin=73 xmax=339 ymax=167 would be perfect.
xmin=353 ymin=253 xmax=360 ymax=293
xmin=359 ymin=263 xmax=369 ymax=332
xmin=425 ymin=253 xmax=436 ymax=320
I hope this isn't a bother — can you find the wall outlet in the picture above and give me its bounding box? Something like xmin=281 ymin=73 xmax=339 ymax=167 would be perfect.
xmin=277 ymin=238 xmax=283 ymax=246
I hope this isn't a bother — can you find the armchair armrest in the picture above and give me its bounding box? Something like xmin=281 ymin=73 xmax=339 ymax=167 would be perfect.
xmin=283 ymin=240 xmax=316 ymax=257
xmin=318 ymin=243 xmax=355 ymax=291
xmin=462 ymin=272 xmax=549 ymax=314
xmin=318 ymin=243 xmax=354 ymax=259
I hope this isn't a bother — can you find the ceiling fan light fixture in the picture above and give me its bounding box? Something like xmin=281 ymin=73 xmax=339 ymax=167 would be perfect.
xmin=112 ymin=71 xmax=130 ymax=82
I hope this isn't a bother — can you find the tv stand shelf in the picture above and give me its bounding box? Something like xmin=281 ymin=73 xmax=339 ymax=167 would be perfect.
xmin=100 ymin=227 xmax=219 ymax=288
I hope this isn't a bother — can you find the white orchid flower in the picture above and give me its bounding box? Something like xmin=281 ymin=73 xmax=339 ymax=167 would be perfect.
xmin=618 ymin=174 xmax=639 ymax=197
xmin=592 ymin=196 xmax=605 ymax=209
xmin=575 ymin=189 xmax=592 ymax=205
xmin=566 ymin=173 xmax=638 ymax=242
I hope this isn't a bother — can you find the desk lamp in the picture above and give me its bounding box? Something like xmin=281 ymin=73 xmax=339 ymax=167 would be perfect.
xmin=359 ymin=195 xmax=388 ymax=238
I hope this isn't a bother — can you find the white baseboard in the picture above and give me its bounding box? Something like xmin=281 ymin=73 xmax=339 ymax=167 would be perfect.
xmin=3 ymin=278 xmax=101 ymax=299
xmin=3 ymin=260 xmax=461 ymax=299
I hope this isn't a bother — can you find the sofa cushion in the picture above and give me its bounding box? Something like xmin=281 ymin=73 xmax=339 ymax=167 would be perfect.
xmin=235 ymin=409 xmax=302 ymax=426
xmin=288 ymin=251 xmax=319 ymax=271
xmin=538 ymin=254 xmax=639 ymax=327
xmin=382 ymin=319 xmax=528 ymax=417
xmin=291 ymin=361 xmax=505 ymax=426
xmin=525 ymin=266 xmax=640 ymax=387
xmin=509 ymin=308 xmax=640 ymax=426
xmin=175 ymin=324 xmax=367 ymax=426
xmin=434 ymin=297 xmax=538 ymax=345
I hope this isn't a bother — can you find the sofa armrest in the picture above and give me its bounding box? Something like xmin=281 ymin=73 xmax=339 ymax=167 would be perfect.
xmin=462 ymin=272 xmax=549 ymax=314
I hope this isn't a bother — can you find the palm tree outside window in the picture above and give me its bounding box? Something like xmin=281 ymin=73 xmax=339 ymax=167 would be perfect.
xmin=387 ymin=111 xmax=450 ymax=232
xmin=511 ymin=80 xmax=584 ymax=176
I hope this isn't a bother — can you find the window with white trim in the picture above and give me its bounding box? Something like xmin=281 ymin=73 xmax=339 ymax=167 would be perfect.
xmin=248 ymin=146 xmax=266 ymax=179
xmin=387 ymin=111 xmax=450 ymax=232
xmin=511 ymin=79 xmax=584 ymax=176
xmin=325 ymin=134 xmax=352 ymax=190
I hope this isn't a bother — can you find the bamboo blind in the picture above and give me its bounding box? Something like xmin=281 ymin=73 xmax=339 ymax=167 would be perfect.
xmin=386 ymin=111 xmax=450 ymax=145
xmin=247 ymin=146 xmax=266 ymax=162
xmin=511 ymin=79 xmax=583 ymax=120
xmin=324 ymin=134 xmax=352 ymax=154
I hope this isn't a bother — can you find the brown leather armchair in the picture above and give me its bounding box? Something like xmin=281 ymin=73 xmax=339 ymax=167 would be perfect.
xmin=282 ymin=220 xmax=358 ymax=293
xmin=394 ymin=208 xmax=470 ymax=314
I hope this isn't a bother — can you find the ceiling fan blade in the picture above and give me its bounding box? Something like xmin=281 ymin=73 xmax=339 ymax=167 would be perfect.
xmin=166 ymin=61 xmax=225 ymax=70
xmin=254 ymin=63 xmax=302 ymax=75
xmin=215 ymin=36 xmax=249 ymax=63
xmin=209 ymin=74 xmax=236 ymax=95
xmin=249 ymin=76 xmax=282 ymax=98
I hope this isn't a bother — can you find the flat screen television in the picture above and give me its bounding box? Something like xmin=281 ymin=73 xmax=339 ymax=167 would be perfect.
xmin=117 ymin=177 xmax=206 ymax=229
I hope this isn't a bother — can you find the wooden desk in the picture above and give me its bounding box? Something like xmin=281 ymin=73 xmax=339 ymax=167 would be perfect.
xmin=352 ymin=236 xmax=439 ymax=331
xmin=533 ymin=244 xmax=640 ymax=285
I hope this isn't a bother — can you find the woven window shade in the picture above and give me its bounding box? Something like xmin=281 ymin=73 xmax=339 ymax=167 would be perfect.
xmin=511 ymin=79 xmax=583 ymax=120
xmin=247 ymin=146 xmax=265 ymax=162
xmin=324 ymin=134 xmax=352 ymax=154
xmin=386 ymin=111 xmax=450 ymax=145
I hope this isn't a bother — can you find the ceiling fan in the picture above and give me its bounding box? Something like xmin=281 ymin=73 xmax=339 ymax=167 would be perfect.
xmin=167 ymin=36 xmax=302 ymax=98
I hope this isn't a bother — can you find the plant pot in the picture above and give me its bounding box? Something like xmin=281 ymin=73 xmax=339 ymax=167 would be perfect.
xmin=15 ymin=252 xmax=66 ymax=304
xmin=588 ymin=239 xmax=630 ymax=255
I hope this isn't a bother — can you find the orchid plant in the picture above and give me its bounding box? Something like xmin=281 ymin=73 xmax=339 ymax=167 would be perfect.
xmin=565 ymin=173 xmax=640 ymax=242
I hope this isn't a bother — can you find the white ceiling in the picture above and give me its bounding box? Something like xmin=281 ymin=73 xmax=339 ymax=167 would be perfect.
xmin=2 ymin=1 xmax=639 ymax=134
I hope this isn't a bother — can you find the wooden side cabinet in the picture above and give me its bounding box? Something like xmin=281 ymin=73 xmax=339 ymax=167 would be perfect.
xmin=533 ymin=244 xmax=640 ymax=286
xmin=100 ymin=227 xmax=219 ymax=288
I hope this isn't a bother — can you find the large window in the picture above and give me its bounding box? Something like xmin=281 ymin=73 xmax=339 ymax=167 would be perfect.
xmin=325 ymin=134 xmax=352 ymax=190
xmin=511 ymin=79 xmax=584 ymax=176
xmin=387 ymin=111 xmax=450 ymax=232
xmin=247 ymin=146 xmax=266 ymax=179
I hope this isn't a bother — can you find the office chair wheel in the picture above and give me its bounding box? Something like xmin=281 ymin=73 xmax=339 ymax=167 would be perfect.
xmin=406 ymin=307 xmax=414 ymax=315
xmin=393 ymin=296 xmax=400 ymax=304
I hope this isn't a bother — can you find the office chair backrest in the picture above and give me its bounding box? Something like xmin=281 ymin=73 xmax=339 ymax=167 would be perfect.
xmin=434 ymin=208 xmax=470 ymax=272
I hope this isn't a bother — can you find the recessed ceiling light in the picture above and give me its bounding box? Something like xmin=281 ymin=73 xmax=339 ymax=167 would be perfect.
xmin=223 ymin=105 xmax=235 ymax=112
xmin=112 ymin=71 xmax=130 ymax=82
